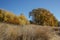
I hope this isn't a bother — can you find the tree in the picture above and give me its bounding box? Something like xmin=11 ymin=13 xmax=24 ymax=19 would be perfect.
xmin=3 ymin=11 xmax=15 ymax=23
xmin=18 ymin=13 xmax=30 ymax=25
xmin=58 ymin=21 xmax=60 ymax=26
xmin=12 ymin=16 xmax=20 ymax=24
xmin=0 ymin=9 xmax=5 ymax=22
xmin=29 ymin=8 xmax=58 ymax=26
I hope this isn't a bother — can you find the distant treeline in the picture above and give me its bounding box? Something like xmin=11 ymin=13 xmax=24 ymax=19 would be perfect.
xmin=0 ymin=8 xmax=60 ymax=26
xmin=0 ymin=9 xmax=30 ymax=25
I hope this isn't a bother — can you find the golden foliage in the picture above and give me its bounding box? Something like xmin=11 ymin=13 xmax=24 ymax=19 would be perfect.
xmin=0 ymin=9 xmax=29 ymax=25
xmin=29 ymin=8 xmax=58 ymax=26
xmin=0 ymin=10 xmax=4 ymax=21
xmin=18 ymin=13 xmax=30 ymax=25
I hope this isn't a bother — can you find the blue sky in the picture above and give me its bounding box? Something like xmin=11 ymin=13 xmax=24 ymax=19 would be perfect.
xmin=0 ymin=0 xmax=60 ymax=21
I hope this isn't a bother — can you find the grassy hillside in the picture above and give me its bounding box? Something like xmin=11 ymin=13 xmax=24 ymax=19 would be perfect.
xmin=0 ymin=23 xmax=60 ymax=40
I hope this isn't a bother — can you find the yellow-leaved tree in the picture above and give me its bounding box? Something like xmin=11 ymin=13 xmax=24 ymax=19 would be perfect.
xmin=18 ymin=13 xmax=30 ymax=25
xmin=0 ymin=9 xmax=5 ymax=22
xmin=29 ymin=8 xmax=58 ymax=26
xmin=0 ymin=9 xmax=30 ymax=25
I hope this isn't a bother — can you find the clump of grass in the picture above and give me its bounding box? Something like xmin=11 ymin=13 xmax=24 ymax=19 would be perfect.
xmin=0 ymin=24 xmax=59 ymax=40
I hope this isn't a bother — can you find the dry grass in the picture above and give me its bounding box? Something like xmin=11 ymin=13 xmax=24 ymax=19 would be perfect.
xmin=0 ymin=23 xmax=60 ymax=40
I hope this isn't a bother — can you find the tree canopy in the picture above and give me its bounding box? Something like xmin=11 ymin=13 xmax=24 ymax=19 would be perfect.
xmin=29 ymin=8 xmax=58 ymax=26
xmin=0 ymin=9 xmax=30 ymax=25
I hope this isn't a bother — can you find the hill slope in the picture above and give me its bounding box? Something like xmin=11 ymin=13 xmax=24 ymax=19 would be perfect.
xmin=0 ymin=23 xmax=60 ymax=40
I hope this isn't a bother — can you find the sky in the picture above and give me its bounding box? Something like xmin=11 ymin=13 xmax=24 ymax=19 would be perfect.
xmin=0 ymin=0 xmax=60 ymax=21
